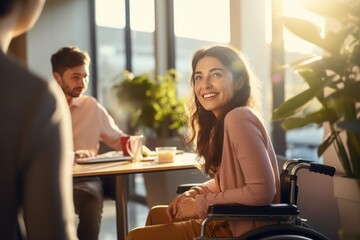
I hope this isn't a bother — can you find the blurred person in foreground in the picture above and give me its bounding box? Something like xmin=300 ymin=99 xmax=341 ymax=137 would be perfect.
xmin=0 ymin=0 xmax=77 ymax=239
xmin=126 ymin=45 xmax=280 ymax=239
xmin=51 ymin=46 xmax=128 ymax=240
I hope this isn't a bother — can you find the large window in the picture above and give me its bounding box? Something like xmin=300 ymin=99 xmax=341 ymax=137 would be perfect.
xmin=129 ymin=0 xmax=155 ymax=75
xmin=95 ymin=0 xmax=156 ymax=204
xmin=95 ymin=0 xmax=155 ymax=131
xmin=95 ymin=0 xmax=126 ymax=107
xmin=173 ymin=0 xmax=230 ymax=97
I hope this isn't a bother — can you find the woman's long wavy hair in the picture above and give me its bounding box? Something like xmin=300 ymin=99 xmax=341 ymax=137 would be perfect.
xmin=186 ymin=45 xmax=261 ymax=177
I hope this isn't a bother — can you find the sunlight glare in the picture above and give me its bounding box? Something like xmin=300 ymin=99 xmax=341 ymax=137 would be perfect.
xmin=96 ymin=0 xmax=154 ymax=32
xmin=282 ymin=0 xmax=325 ymax=54
xmin=174 ymin=0 xmax=230 ymax=43
xmin=130 ymin=0 xmax=155 ymax=32
xmin=95 ymin=0 xmax=125 ymax=29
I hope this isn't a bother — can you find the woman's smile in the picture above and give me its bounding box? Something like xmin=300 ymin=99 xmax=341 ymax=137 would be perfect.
xmin=202 ymin=92 xmax=219 ymax=99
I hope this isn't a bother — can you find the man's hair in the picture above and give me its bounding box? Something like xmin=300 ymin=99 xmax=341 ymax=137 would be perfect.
xmin=51 ymin=46 xmax=91 ymax=75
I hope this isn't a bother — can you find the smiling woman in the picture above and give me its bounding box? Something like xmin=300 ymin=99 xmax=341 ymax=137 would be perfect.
xmin=125 ymin=45 xmax=279 ymax=240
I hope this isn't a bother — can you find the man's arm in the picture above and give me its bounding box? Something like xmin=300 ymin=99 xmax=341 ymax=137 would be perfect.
xmin=97 ymin=101 xmax=126 ymax=150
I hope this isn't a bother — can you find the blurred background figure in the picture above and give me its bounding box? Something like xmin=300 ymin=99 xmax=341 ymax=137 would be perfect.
xmin=0 ymin=0 xmax=77 ymax=239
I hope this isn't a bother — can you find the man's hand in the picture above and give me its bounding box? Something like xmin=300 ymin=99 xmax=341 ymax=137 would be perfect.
xmin=74 ymin=149 xmax=94 ymax=159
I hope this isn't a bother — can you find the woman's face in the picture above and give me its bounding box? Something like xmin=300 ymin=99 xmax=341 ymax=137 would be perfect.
xmin=193 ymin=56 xmax=240 ymax=118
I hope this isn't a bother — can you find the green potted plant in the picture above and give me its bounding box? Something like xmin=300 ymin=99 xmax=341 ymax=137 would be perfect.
xmin=271 ymin=0 xmax=359 ymax=238
xmin=112 ymin=68 xmax=187 ymax=138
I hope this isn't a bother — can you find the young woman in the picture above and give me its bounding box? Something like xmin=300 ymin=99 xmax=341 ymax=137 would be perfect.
xmin=126 ymin=45 xmax=280 ymax=239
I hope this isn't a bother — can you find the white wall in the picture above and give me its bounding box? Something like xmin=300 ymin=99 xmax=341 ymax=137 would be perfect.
xmin=297 ymin=169 xmax=340 ymax=239
xmin=27 ymin=0 xmax=92 ymax=81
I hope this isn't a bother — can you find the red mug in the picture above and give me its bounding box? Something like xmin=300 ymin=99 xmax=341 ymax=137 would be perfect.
xmin=120 ymin=136 xmax=130 ymax=156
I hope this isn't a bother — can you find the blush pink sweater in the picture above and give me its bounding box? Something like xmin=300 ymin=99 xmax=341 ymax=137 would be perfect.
xmin=194 ymin=107 xmax=280 ymax=237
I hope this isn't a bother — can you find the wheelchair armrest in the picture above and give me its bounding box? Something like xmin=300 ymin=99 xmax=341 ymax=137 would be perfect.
xmin=176 ymin=183 xmax=200 ymax=194
xmin=207 ymin=203 xmax=299 ymax=217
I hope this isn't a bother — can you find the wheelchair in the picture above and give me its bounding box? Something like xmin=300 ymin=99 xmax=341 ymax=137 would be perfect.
xmin=177 ymin=159 xmax=336 ymax=240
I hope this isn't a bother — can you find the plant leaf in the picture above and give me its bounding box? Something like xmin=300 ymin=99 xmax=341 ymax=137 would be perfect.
xmin=280 ymin=108 xmax=328 ymax=130
xmin=272 ymin=76 xmax=333 ymax=120
xmin=283 ymin=17 xmax=351 ymax=55
xmin=322 ymin=56 xmax=347 ymax=74
xmin=291 ymin=55 xmax=323 ymax=70
xmin=323 ymin=29 xmax=353 ymax=56
xmin=318 ymin=132 xmax=335 ymax=156
xmin=273 ymin=88 xmax=315 ymax=120
xmin=347 ymin=132 xmax=360 ymax=178
xmin=337 ymin=120 xmax=360 ymax=132
xmin=301 ymin=0 xmax=350 ymax=20
xmin=283 ymin=17 xmax=331 ymax=53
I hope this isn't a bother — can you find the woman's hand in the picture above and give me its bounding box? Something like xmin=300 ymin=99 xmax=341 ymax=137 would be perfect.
xmin=166 ymin=189 xmax=200 ymax=222
xmin=166 ymin=194 xmax=184 ymax=221
xmin=175 ymin=197 xmax=197 ymax=220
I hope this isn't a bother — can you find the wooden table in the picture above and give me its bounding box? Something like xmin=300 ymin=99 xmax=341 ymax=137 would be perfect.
xmin=73 ymin=152 xmax=200 ymax=240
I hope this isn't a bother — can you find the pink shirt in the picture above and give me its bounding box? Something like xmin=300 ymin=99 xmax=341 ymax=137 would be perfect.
xmin=69 ymin=96 xmax=125 ymax=155
xmin=194 ymin=107 xmax=280 ymax=237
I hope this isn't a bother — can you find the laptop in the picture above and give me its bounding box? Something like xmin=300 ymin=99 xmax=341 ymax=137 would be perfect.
xmin=76 ymin=151 xmax=132 ymax=164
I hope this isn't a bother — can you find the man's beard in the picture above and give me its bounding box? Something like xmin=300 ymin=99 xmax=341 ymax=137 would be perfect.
xmin=63 ymin=85 xmax=85 ymax=98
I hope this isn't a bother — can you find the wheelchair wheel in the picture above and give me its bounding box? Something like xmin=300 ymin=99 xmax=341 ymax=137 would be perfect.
xmin=237 ymin=225 xmax=328 ymax=240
